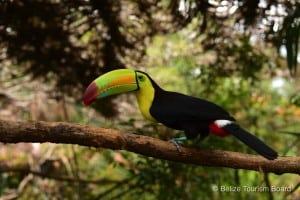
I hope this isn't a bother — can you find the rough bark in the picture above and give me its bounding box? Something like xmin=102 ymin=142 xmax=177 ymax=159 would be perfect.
xmin=0 ymin=119 xmax=299 ymax=174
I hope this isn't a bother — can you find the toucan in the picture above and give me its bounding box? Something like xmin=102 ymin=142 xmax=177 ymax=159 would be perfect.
xmin=83 ymin=69 xmax=278 ymax=160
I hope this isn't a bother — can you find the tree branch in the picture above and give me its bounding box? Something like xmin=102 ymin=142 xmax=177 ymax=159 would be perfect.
xmin=0 ymin=119 xmax=299 ymax=174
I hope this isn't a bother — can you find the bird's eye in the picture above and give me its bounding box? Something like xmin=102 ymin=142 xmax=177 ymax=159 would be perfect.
xmin=138 ymin=75 xmax=145 ymax=82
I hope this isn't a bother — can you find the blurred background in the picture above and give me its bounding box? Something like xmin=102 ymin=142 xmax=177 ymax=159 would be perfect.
xmin=0 ymin=0 xmax=299 ymax=199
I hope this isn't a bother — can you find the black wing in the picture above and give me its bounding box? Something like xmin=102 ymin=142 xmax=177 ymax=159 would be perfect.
xmin=150 ymin=90 xmax=235 ymax=130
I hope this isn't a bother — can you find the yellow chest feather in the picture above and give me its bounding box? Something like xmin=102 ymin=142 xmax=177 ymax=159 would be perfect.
xmin=135 ymin=87 xmax=157 ymax=122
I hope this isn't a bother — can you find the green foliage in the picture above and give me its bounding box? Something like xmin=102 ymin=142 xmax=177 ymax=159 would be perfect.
xmin=276 ymin=4 xmax=300 ymax=75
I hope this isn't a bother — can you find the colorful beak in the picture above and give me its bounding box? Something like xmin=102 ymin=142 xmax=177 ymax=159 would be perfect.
xmin=83 ymin=69 xmax=138 ymax=105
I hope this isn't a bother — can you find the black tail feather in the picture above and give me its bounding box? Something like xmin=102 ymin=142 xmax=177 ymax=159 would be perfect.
xmin=223 ymin=124 xmax=278 ymax=160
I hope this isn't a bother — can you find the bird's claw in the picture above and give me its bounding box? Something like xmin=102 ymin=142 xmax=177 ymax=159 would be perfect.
xmin=169 ymin=136 xmax=187 ymax=153
xmin=169 ymin=139 xmax=182 ymax=152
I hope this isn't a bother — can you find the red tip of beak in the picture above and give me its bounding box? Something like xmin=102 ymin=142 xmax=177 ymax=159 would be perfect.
xmin=83 ymin=82 xmax=98 ymax=106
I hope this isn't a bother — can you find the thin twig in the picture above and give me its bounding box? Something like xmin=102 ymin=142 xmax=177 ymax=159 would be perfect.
xmin=0 ymin=160 xmax=124 ymax=185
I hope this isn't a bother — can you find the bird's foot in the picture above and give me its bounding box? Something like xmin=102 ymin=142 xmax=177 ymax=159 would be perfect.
xmin=169 ymin=136 xmax=187 ymax=153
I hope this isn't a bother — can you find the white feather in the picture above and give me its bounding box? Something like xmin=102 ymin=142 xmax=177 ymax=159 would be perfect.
xmin=214 ymin=120 xmax=233 ymax=128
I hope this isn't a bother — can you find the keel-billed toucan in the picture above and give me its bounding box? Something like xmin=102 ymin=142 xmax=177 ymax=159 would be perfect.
xmin=83 ymin=69 xmax=278 ymax=160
